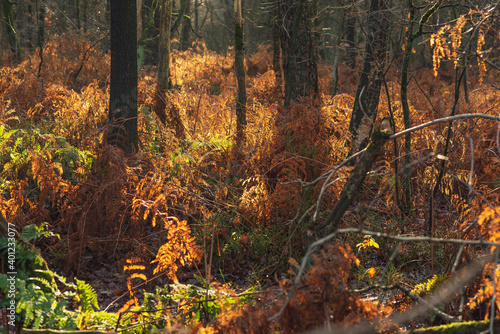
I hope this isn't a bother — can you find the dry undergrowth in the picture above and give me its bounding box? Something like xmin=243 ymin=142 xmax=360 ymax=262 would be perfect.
xmin=1 ymin=30 xmax=500 ymax=332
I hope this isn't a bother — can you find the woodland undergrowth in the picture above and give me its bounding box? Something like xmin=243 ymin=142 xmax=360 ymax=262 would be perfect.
xmin=1 ymin=32 xmax=500 ymax=332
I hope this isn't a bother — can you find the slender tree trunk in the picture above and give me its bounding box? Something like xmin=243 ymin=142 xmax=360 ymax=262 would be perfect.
xmin=76 ymin=0 xmax=81 ymax=31
xmin=278 ymin=0 xmax=318 ymax=109
xmin=180 ymin=0 xmax=192 ymax=50
xmin=104 ymin=0 xmax=111 ymax=50
xmin=109 ymin=0 xmax=138 ymax=154
xmin=82 ymin=0 xmax=87 ymax=32
xmin=156 ymin=0 xmax=186 ymax=139
xmin=331 ymin=0 xmax=344 ymax=95
xmin=2 ymin=0 xmax=21 ymax=62
xmin=194 ymin=0 xmax=198 ymax=35
xmin=37 ymin=0 xmax=45 ymax=78
xmin=400 ymin=0 xmax=414 ymax=210
xmin=348 ymin=0 xmax=391 ymax=154
xmin=158 ymin=0 xmax=172 ymax=92
xmin=345 ymin=8 xmax=357 ymax=69
xmin=272 ymin=9 xmax=282 ymax=86
xmin=0 ymin=1 xmax=3 ymax=66
xmin=234 ymin=0 xmax=246 ymax=143
xmin=401 ymin=0 xmax=441 ymax=209
xmin=137 ymin=0 xmax=143 ymax=42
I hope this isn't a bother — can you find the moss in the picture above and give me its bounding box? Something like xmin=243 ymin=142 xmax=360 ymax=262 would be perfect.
xmin=234 ymin=25 xmax=244 ymax=50
xmin=402 ymin=319 xmax=500 ymax=334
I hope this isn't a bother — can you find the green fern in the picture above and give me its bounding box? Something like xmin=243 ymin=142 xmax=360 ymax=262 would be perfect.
xmin=20 ymin=222 xmax=60 ymax=242
xmin=76 ymin=279 xmax=99 ymax=313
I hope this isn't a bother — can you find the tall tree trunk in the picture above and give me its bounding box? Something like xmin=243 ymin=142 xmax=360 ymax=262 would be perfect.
xmin=155 ymin=0 xmax=186 ymax=139
xmin=278 ymin=0 xmax=318 ymax=109
xmin=109 ymin=0 xmax=138 ymax=154
xmin=37 ymin=0 xmax=45 ymax=77
xmin=345 ymin=8 xmax=357 ymax=69
xmin=0 ymin=1 xmax=3 ymax=66
xmin=76 ymin=0 xmax=81 ymax=31
xmin=272 ymin=9 xmax=282 ymax=86
xmin=82 ymin=0 xmax=88 ymax=32
xmin=104 ymin=0 xmax=111 ymax=50
xmin=157 ymin=0 xmax=172 ymax=92
xmin=331 ymin=0 xmax=345 ymax=95
xmin=137 ymin=0 xmax=143 ymax=42
xmin=194 ymin=0 xmax=198 ymax=35
xmin=180 ymin=0 xmax=191 ymax=50
xmin=2 ymin=0 xmax=21 ymax=62
xmin=234 ymin=0 xmax=246 ymax=144
xmin=348 ymin=0 xmax=391 ymax=154
xmin=400 ymin=0 xmax=441 ymax=210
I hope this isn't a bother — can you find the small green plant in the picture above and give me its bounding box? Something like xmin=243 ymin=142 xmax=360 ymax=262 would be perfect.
xmin=411 ymin=274 xmax=448 ymax=296
xmin=209 ymin=85 xmax=221 ymax=95
xmin=117 ymin=280 xmax=253 ymax=332
xmin=356 ymin=235 xmax=380 ymax=252
xmin=0 ymin=223 xmax=115 ymax=331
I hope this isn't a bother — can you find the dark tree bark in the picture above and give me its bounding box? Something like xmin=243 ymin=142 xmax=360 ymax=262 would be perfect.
xmin=137 ymin=0 xmax=143 ymax=42
xmin=109 ymin=0 xmax=138 ymax=154
xmin=0 ymin=1 xmax=3 ymax=66
xmin=345 ymin=10 xmax=357 ymax=69
xmin=180 ymin=0 xmax=192 ymax=50
xmin=348 ymin=0 xmax=391 ymax=154
xmin=158 ymin=0 xmax=173 ymax=92
xmin=234 ymin=0 xmax=246 ymax=143
xmin=76 ymin=0 xmax=81 ymax=30
xmin=400 ymin=0 xmax=441 ymax=210
xmin=83 ymin=0 xmax=88 ymax=32
xmin=272 ymin=9 xmax=282 ymax=86
xmin=36 ymin=0 xmax=45 ymax=78
xmin=278 ymin=0 xmax=318 ymax=109
xmin=316 ymin=120 xmax=392 ymax=238
xmin=330 ymin=0 xmax=344 ymax=95
xmin=2 ymin=0 xmax=21 ymax=62
xmin=155 ymin=0 xmax=186 ymax=139
xmin=194 ymin=0 xmax=199 ymax=34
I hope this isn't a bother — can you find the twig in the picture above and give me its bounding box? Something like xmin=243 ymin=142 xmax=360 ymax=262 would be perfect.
xmin=306 ymin=253 xmax=494 ymax=334
xmin=396 ymin=283 xmax=459 ymax=323
xmin=273 ymin=224 xmax=496 ymax=330
xmin=390 ymin=113 xmax=500 ymax=140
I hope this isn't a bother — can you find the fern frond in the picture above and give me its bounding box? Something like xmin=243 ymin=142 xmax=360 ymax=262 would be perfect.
xmin=28 ymin=276 xmax=55 ymax=293
xmin=76 ymin=279 xmax=100 ymax=313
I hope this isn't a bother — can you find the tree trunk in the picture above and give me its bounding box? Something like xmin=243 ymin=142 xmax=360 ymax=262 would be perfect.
xmin=0 ymin=0 xmax=3 ymax=66
xmin=347 ymin=0 xmax=391 ymax=154
xmin=76 ymin=0 xmax=81 ymax=30
xmin=331 ymin=0 xmax=344 ymax=95
xmin=36 ymin=0 xmax=45 ymax=78
xmin=401 ymin=0 xmax=441 ymax=210
xmin=155 ymin=0 xmax=186 ymax=139
xmin=345 ymin=8 xmax=357 ymax=69
xmin=400 ymin=0 xmax=414 ymax=210
xmin=109 ymin=0 xmax=138 ymax=154
xmin=234 ymin=0 xmax=246 ymax=143
xmin=158 ymin=0 xmax=172 ymax=91
xmin=2 ymin=0 xmax=21 ymax=62
xmin=180 ymin=0 xmax=191 ymax=50
xmin=278 ymin=0 xmax=318 ymax=109
xmin=137 ymin=0 xmax=143 ymax=43
xmin=316 ymin=120 xmax=392 ymax=238
xmin=82 ymin=0 xmax=87 ymax=32
xmin=272 ymin=9 xmax=282 ymax=86
xmin=194 ymin=0 xmax=198 ymax=35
